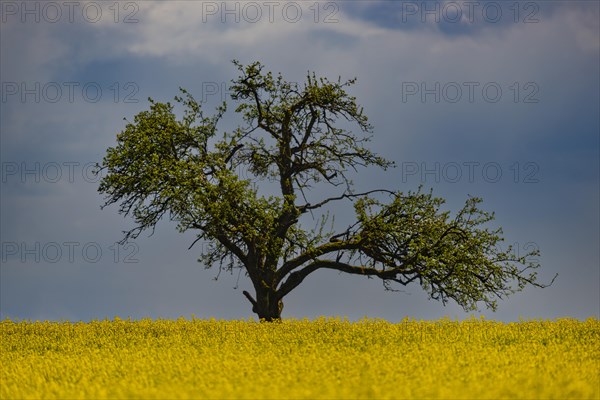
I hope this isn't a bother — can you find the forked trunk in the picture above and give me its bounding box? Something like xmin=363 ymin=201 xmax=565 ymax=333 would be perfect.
xmin=243 ymin=289 xmax=283 ymax=321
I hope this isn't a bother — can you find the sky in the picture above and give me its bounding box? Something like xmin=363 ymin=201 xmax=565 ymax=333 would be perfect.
xmin=1 ymin=0 xmax=598 ymax=322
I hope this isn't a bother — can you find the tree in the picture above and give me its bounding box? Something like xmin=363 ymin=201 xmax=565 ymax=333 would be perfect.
xmin=97 ymin=61 xmax=555 ymax=321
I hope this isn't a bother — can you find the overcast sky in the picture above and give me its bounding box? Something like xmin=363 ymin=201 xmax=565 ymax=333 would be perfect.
xmin=1 ymin=0 xmax=598 ymax=322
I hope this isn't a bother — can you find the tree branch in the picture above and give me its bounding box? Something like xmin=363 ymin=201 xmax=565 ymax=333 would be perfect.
xmin=243 ymin=290 xmax=258 ymax=312
xmin=276 ymin=240 xmax=362 ymax=285
xmin=277 ymin=260 xmax=418 ymax=300
xmin=298 ymin=189 xmax=395 ymax=213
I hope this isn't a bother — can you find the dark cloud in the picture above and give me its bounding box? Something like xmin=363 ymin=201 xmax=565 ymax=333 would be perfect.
xmin=1 ymin=1 xmax=598 ymax=322
xmin=340 ymin=0 xmax=568 ymax=35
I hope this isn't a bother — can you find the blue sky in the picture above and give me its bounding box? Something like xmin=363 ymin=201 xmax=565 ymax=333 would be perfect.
xmin=1 ymin=0 xmax=598 ymax=322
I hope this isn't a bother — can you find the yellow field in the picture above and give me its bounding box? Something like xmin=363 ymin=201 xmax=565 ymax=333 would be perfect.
xmin=1 ymin=317 xmax=598 ymax=399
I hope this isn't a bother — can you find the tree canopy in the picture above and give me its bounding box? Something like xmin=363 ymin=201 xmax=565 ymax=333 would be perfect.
xmin=98 ymin=61 xmax=554 ymax=321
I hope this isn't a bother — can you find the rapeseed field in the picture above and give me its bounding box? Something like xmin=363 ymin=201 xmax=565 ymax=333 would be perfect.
xmin=1 ymin=317 xmax=598 ymax=399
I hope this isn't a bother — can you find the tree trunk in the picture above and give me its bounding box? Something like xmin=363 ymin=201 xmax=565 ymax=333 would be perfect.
xmin=243 ymin=289 xmax=283 ymax=321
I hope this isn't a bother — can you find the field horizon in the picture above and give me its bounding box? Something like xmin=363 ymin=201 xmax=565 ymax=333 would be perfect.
xmin=1 ymin=314 xmax=599 ymax=323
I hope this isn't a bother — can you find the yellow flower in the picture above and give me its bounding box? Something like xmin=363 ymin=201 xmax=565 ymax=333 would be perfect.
xmin=1 ymin=317 xmax=598 ymax=399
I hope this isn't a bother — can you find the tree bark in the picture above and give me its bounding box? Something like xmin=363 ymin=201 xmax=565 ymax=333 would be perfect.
xmin=243 ymin=289 xmax=283 ymax=321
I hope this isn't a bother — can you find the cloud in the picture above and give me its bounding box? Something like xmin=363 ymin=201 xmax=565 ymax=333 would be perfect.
xmin=1 ymin=0 xmax=598 ymax=321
